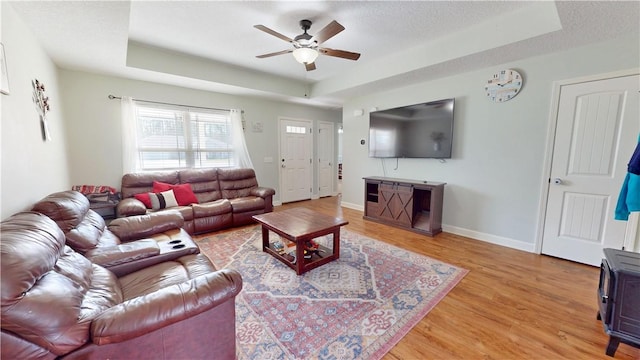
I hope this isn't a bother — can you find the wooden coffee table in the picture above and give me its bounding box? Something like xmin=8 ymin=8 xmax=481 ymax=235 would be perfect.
xmin=252 ymin=208 xmax=348 ymax=275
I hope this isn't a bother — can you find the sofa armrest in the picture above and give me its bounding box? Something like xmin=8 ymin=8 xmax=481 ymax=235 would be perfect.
xmin=84 ymin=240 xmax=160 ymax=268
xmin=116 ymin=198 xmax=147 ymax=217
xmin=108 ymin=211 xmax=185 ymax=242
xmin=251 ymin=186 xmax=275 ymax=198
xmin=91 ymin=269 xmax=243 ymax=345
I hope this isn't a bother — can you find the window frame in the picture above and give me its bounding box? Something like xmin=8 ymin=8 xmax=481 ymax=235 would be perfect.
xmin=133 ymin=101 xmax=236 ymax=171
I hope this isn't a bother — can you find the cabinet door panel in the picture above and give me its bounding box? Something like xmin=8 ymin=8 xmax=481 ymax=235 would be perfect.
xmin=378 ymin=183 xmax=413 ymax=226
xmin=378 ymin=183 xmax=397 ymax=221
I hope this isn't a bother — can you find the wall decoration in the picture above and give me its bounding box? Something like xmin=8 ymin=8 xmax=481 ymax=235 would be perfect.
xmin=1 ymin=43 xmax=9 ymax=95
xmin=32 ymin=79 xmax=52 ymax=141
xmin=485 ymin=69 xmax=523 ymax=102
xmin=252 ymin=121 xmax=264 ymax=132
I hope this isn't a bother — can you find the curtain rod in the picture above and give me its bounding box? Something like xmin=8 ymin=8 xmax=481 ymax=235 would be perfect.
xmin=107 ymin=94 xmax=242 ymax=113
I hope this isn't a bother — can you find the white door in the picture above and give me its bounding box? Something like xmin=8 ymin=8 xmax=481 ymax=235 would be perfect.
xmin=318 ymin=121 xmax=334 ymax=197
xmin=279 ymin=118 xmax=312 ymax=203
xmin=541 ymin=74 xmax=640 ymax=266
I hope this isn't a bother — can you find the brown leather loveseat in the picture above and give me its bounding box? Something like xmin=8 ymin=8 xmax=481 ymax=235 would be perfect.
xmin=117 ymin=167 xmax=276 ymax=234
xmin=1 ymin=211 xmax=243 ymax=359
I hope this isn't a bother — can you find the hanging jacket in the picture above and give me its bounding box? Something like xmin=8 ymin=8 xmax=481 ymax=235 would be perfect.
xmin=615 ymin=133 xmax=640 ymax=220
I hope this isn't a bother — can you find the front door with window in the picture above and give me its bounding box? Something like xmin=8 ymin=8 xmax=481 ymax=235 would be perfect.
xmin=279 ymin=118 xmax=312 ymax=203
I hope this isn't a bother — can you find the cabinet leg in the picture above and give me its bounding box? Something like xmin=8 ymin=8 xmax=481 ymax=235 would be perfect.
xmin=606 ymin=336 xmax=620 ymax=357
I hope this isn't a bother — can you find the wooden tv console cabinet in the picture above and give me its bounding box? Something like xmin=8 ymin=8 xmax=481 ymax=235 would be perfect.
xmin=363 ymin=176 xmax=445 ymax=236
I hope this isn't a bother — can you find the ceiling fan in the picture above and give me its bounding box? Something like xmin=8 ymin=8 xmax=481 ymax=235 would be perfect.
xmin=254 ymin=19 xmax=361 ymax=71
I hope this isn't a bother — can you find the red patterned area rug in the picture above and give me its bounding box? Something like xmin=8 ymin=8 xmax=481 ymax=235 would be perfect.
xmin=197 ymin=225 xmax=467 ymax=360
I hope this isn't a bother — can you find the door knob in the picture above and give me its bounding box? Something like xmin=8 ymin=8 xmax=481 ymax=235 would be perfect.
xmin=553 ymin=178 xmax=563 ymax=185
xmin=281 ymin=164 xmax=286 ymax=168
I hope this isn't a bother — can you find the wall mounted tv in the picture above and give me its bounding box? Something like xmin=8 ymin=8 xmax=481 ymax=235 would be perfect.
xmin=368 ymin=98 xmax=455 ymax=159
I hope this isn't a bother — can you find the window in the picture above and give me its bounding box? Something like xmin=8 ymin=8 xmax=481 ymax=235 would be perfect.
xmin=134 ymin=103 xmax=236 ymax=170
xmin=286 ymin=125 xmax=307 ymax=134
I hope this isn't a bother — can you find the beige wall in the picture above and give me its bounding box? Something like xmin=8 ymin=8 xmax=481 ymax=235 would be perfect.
xmin=1 ymin=3 xmax=71 ymax=219
xmin=0 ymin=2 xmax=341 ymax=220
xmin=341 ymin=36 xmax=640 ymax=251
xmin=58 ymin=69 xmax=341 ymax=204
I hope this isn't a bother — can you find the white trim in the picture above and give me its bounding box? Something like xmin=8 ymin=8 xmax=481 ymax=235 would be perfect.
xmin=624 ymin=212 xmax=640 ymax=252
xmin=443 ymin=225 xmax=537 ymax=253
xmin=317 ymin=120 xmax=335 ymax=198
xmin=535 ymin=68 xmax=640 ymax=254
xmin=341 ymin=202 xmax=364 ymax=212
xmin=342 ymin=201 xmax=537 ymax=253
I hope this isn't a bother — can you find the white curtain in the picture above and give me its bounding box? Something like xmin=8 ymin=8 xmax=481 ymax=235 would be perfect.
xmin=121 ymin=96 xmax=139 ymax=174
xmin=230 ymin=109 xmax=254 ymax=169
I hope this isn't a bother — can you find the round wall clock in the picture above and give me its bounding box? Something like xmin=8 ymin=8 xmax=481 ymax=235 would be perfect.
xmin=485 ymin=69 xmax=523 ymax=102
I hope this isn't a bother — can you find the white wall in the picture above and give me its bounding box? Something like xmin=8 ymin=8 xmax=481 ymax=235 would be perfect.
xmin=58 ymin=69 xmax=341 ymax=203
xmin=341 ymin=36 xmax=640 ymax=252
xmin=1 ymin=3 xmax=70 ymax=219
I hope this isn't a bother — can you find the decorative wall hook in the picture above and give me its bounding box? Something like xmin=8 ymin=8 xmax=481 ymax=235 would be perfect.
xmin=32 ymin=79 xmax=51 ymax=141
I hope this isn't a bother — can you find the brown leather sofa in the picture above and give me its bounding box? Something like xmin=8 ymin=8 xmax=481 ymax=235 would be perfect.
xmin=32 ymin=190 xmax=199 ymax=277
xmin=117 ymin=167 xmax=276 ymax=234
xmin=1 ymin=211 xmax=243 ymax=359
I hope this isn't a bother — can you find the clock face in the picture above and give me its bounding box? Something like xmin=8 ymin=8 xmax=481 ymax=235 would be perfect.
xmin=485 ymin=69 xmax=523 ymax=102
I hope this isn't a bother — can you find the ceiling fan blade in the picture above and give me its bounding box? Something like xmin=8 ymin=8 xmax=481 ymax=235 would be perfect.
xmin=256 ymin=49 xmax=292 ymax=58
xmin=312 ymin=20 xmax=345 ymax=44
xmin=254 ymin=25 xmax=293 ymax=43
xmin=305 ymin=62 xmax=316 ymax=71
xmin=319 ymin=47 xmax=361 ymax=61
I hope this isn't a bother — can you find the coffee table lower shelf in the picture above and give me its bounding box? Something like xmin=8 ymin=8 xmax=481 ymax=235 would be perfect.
xmin=264 ymin=243 xmax=336 ymax=274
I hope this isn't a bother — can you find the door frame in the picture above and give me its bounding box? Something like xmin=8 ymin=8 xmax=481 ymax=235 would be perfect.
xmin=277 ymin=116 xmax=314 ymax=204
xmin=534 ymin=68 xmax=640 ymax=254
xmin=317 ymin=120 xmax=335 ymax=198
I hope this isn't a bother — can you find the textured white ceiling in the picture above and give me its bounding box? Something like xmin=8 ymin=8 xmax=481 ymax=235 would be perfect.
xmin=8 ymin=1 xmax=640 ymax=108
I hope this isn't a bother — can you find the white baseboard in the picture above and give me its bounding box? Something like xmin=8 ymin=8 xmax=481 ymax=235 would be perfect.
xmin=442 ymin=224 xmax=537 ymax=253
xmin=340 ymin=202 xmax=536 ymax=253
xmin=341 ymin=202 xmax=364 ymax=212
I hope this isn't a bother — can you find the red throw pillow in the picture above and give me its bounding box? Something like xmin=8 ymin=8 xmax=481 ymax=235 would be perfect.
xmin=152 ymin=181 xmax=198 ymax=206
xmin=172 ymin=183 xmax=199 ymax=206
xmin=152 ymin=181 xmax=173 ymax=192
xmin=133 ymin=193 xmax=152 ymax=208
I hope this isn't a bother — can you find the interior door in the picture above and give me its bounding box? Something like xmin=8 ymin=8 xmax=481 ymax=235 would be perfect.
xmin=541 ymin=74 xmax=640 ymax=266
xmin=317 ymin=121 xmax=334 ymax=198
xmin=279 ymin=118 xmax=312 ymax=203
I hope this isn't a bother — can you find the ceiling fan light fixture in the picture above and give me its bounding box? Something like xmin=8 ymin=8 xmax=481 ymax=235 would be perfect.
xmin=292 ymin=47 xmax=318 ymax=64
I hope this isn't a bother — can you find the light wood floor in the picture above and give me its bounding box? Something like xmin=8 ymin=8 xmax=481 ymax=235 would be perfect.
xmin=275 ymin=196 xmax=640 ymax=360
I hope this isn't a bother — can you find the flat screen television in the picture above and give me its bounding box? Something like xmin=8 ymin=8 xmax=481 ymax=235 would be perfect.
xmin=368 ymin=98 xmax=455 ymax=159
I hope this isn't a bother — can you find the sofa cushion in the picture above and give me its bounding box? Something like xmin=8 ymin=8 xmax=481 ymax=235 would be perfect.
xmin=64 ymin=210 xmax=101 ymax=248
xmin=1 ymin=212 xmax=123 ymax=356
xmin=217 ymin=168 xmax=259 ymax=199
xmin=153 ymin=182 xmax=199 ymax=206
xmin=108 ymin=211 xmax=184 ymax=242
xmin=149 ymin=190 xmax=179 ymax=210
xmin=121 ymin=171 xmax=179 ymax=199
xmin=229 ymin=197 xmax=265 ymax=213
xmin=31 ymin=190 xmax=90 ymax=232
xmin=32 ymin=191 xmax=119 ymax=253
xmin=192 ymin=199 xmax=232 ymax=217
xmin=117 ymin=254 xmax=217 ymax=301
xmin=179 ymin=168 xmax=222 ymax=203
